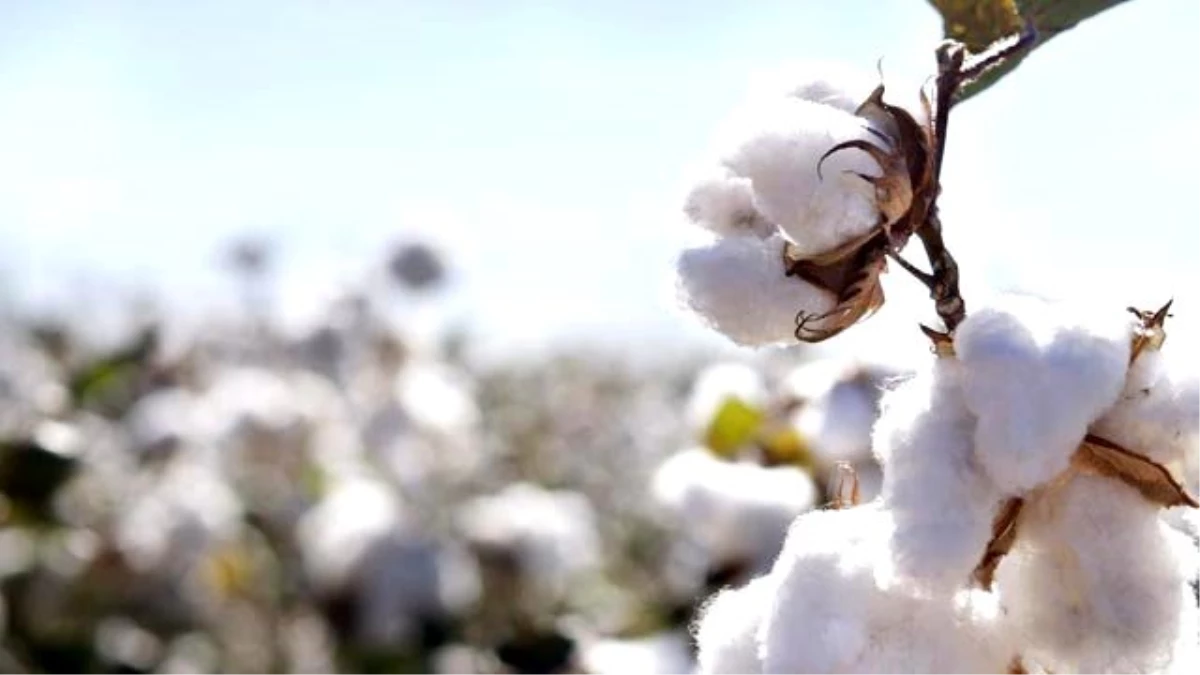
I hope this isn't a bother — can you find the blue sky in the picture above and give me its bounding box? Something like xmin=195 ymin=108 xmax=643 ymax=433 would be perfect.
xmin=1 ymin=0 xmax=1197 ymax=361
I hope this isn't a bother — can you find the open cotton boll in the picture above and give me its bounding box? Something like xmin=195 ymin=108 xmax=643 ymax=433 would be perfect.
xmin=758 ymin=503 xmax=1011 ymax=673
xmin=682 ymin=168 xmax=777 ymax=239
xmin=1091 ymin=345 xmax=1199 ymax=471
xmin=456 ymin=482 xmax=600 ymax=593
xmin=676 ymin=234 xmax=835 ymax=346
xmin=653 ymin=448 xmax=818 ymax=573
xmin=693 ymin=574 xmax=776 ymax=674
xmin=996 ymin=475 xmax=1188 ymax=673
xmin=717 ymin=97 xmax=884 ymax=258
xmin=685 ymin=361 xmax=768 ymax=433
xmin=791 ymin=371 xmax=879 ymax=465
xmin=873 ymin=359 xmax=1004 ymax=591
xmin=954 ymin=295 xmax=1132 ymax=493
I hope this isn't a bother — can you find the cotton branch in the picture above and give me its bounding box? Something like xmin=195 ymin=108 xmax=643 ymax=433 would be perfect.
xmin=909 ymin=23 xmax=1038 ymax=334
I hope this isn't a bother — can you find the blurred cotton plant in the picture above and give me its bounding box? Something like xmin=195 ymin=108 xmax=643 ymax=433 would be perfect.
xmin=676 ymin=23 xmax=1199 ymax=675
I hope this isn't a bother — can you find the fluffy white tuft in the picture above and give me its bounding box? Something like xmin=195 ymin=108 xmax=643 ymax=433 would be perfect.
xmin=682 ymin=168 xmax=777 ymax=239
xmin=758 ymin=503 xmax=1011 ymax=673
xmin=1091 ymin=344 xmax=1199 ymax=471
xmin=693 ymin=575 xmax=775 ymax=674
xmin=675 ymin=234 xmax=834 ymax=346
xmin=873 ymin=359 xmax=1005 ymax=591
xmin=716 ymin=96 xmax=884 ymax=257
xmin=954 ymin=295 xmax=1132 ymax=493
xmin=996 ymin=475 xmax=1189 ymax=673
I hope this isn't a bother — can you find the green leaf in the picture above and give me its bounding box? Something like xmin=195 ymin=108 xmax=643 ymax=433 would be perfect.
xmin=703 ymin=396 xmax=764 ymax=458
xmin=928 ymin=0 xmax=1134 ymax=100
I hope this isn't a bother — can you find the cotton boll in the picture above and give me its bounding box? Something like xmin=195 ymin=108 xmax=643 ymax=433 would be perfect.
xmin=996 ymin=475 xmax=1187 ymax=673
xmin=296 ymin=478 xmax=472 ymax=648
xmin=686 ymin=361 xmax=768 ymax=433
xmin=873 ymin=359 xmax=1004 ymax=591
xmin=394 ymin=362 xmax=481 ymax=438
xmin=653 ymin=449 xmax=817 ymax=573
xmin=581 ymin=629 xmax=695 ymax=675
xmin=791 ymin=372 xmax=878 ymax=465
xmin=683 ymin=168 xmax=777 ymax=239
xmin=1092 ymin=345 xmax=1198 ymax=471
xmin=693 ymin=574 xmax=775 ymax=674
xmin=759 ymin=504 xmax=1011 ymax=673
xmin=675 ymin=234 xmax=835 ymax=346
xmin=456 ymin=482 xmax=600 ymax=594
xmin=717 ymin=97 xmax=884 ymax=257
xmin=955 ymin=296 xmax=1132 ymax=493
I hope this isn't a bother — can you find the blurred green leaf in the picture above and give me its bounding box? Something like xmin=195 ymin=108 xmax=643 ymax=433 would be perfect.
xmin=703 ymin=397 xmax=764 ymax=458
xmin=67 ymin=327 xmax=158 ymax=416
xmin=928 ymin=0 xmax=1133 ymax=100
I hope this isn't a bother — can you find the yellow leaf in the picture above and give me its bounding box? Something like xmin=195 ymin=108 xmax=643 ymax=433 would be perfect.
xmin=703 ymin=397 xmax=764 ymax=458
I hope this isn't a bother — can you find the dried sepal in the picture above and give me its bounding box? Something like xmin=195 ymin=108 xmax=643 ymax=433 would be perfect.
xmin=787 ymin=244 xmax=888 ymax=343
xmin=1073 ymin=433 xmax=1198 ymax=509
xmin=972 ymin=496 xmax=1024 ymax=590
xmin=1127 ymin=298 xmax=1172 ymax=363
xmin=829 ymin=461 xmax=861 ymax=510
xmin=919 ymin=323 xmax=956 ymax=357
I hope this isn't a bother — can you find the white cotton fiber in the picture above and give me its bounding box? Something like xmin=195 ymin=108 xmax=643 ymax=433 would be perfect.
xmin=683 ymin=168 xmax=777 ymax=239
xmin=758 ymin=503 xmax=1011 ymax=673
xmin=716 ymin=97 xmax=885 ymax=258
xmin=675 ymin=234 xmax=835 ymax=346
xmin=954 ymin=296 xmax=1132 ymax=493
xmin=873 ymin=359 xmax=1005 ymax=591
xmin=693 ymin=574 xmax=776 ymax=674
xmin=1091 ymin=345 xmax=1199 ymax=470
xmin=996 ymin=475 xmax=1188 ymax=673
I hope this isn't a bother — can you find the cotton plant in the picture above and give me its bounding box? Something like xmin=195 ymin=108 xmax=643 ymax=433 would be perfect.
xmin=675 ymin=24 xmax=1198 ymax=675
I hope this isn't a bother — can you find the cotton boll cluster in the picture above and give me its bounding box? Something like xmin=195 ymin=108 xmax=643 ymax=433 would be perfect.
xmin=692 ymin=294 xmax=1198 ymax=673
xmin=674 ymin=64 xmax=905 ymax=346
xmin=456 ymin=482 xmax=601 ymax=603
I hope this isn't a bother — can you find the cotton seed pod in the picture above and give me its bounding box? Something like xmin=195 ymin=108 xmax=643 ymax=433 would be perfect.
xmin=782 ymin=81 xmax=938 ymax=343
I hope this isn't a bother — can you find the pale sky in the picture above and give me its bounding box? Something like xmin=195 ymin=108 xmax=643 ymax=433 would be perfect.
xmin=1 ymin=0 xmax=1197 ymax=362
